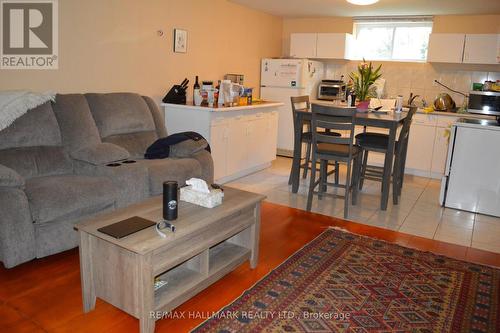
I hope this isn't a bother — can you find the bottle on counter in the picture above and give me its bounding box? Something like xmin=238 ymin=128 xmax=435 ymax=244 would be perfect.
xmin=193 ymin=75 xmax=200 ymax=104
xmin=349 ymin=89 xmax=356 ymax=107
xmin=215 ymin=80 xmax=221 ymax=104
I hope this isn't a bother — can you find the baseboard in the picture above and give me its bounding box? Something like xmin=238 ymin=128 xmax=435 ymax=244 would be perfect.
xmin=216 ymin=162 xmax=272 ymax=184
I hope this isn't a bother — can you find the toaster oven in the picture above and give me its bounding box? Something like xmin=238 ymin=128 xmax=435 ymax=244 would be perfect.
xmin=317 ymin=80 xmax=346 ymax=101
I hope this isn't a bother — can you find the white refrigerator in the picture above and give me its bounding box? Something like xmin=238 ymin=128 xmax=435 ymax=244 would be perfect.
xmin=260 ymin=58 xmax=324 ymax=156
xmin=440 ymin=120 xmax=500 ymax=217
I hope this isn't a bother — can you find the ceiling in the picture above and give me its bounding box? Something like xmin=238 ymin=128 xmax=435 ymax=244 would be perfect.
xmin=229 ymin=0 xmax=500 ymax=17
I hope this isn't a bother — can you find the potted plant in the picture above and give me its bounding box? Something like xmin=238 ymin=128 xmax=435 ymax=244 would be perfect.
xmin=349 ymin=59 xmax=382 ymax=111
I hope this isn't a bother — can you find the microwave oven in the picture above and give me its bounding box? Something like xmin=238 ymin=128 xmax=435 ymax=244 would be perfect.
xmin=468 ymin=91 xmax=500 ymax=117
xmin=317 ymin=80 xmax=346 ymax=101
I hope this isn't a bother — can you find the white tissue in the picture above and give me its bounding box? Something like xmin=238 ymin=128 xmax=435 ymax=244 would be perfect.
xmin=185 ymin=178 xmax=210 ymax=194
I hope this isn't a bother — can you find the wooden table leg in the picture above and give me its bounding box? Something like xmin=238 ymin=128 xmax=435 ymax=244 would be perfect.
xmin=381 ymin=125 xmax=397 ymax=210
xmin=250 ymin=203 xmax=261 ymax=269
xmin=79 ymin=232 xmax=96 ymax=313
xmin=291 ymin=115 xmax=303 ymax=193
xmin=138 ymin=255 xmax=155 ymax=333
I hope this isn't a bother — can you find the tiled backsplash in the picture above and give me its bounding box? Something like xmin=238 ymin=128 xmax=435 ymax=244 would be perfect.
xmin=325 ymin=61 xmax=499 ymax=107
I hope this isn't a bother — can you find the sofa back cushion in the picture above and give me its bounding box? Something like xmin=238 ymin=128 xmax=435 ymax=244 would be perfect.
xmin=51 ymin=94 xmax=101 ymax=152
xmin=85 ymin=93 xmax=157 ymax=138
xmin=0 ymin=102 xmax=61 ymax=150
xmin=0 ymin=146 xmax=72 ymax=178
xmin=0 ymin=102 xmax=72 ymax=178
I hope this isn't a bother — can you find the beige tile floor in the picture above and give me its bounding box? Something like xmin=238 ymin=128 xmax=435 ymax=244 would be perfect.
xmin=227 ymin=157 xmax=500 ymax=254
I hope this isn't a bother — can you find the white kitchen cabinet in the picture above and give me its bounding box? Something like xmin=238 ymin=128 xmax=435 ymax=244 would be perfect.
xmin=463 ymin=34 xmax=500 ymax=64
xmin=290 ymin=33 xmax=317 ymax=58
xmin=431 ymin=127 xmax=450 ymax=175
xmin=226 ymin=116 xmax=249 ymax=177
xmin=430 ymin=115 xmax=459 ymax=175
xmin=427 ymin=33 xmax=466 ymax=63
xmin=316 ymin=33 xmax=353 ymax=59
xmin=290 ymin=33 xmax=353 ymax=59
xmin=405 ymin=114 xmax=437 ymax=177
xmin=210 ymin=119 xmax=228 ymax=181
xmin=245 ymin=114 xmax=269 ymax=169
xmin=264 ymin=111 xmax=279 ymax=161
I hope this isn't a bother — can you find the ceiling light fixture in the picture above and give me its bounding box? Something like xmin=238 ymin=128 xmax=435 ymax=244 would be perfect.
xmin=346 ymin=0 xmax=379 ymax=5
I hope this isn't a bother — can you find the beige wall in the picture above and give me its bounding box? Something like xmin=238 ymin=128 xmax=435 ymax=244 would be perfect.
xmin=0 ymin=0 xmax=283 ymax=102
xmin=433 ymin=15 xmax=500 ymax=33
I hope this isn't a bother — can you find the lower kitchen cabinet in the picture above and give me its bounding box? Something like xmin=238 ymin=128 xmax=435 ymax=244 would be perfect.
xmin=211 ymin=112 xmax=279 ymax=182
xmin=406 ymin=123 xmax=436 ymax=177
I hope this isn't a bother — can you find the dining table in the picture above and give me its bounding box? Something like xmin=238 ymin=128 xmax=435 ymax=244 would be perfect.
xmin=290 ymin=101 xmax=409 ymax=210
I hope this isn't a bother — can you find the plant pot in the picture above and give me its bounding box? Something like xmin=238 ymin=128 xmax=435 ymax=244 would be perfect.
xmin=356 ymin=100 xmax=370 ymax=112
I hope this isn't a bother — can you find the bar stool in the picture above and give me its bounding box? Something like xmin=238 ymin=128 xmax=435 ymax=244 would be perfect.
xmin=355 ymin=106 xmax=418 ymax=204
xmin=288 ymin=96 xmax=341 ymax=187
xmin=306 ymin=104 xmax=362 ymax=219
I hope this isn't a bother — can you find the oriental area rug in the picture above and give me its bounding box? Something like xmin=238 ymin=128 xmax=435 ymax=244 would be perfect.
xmin=192 ymin=228 xmax=500 ymax=333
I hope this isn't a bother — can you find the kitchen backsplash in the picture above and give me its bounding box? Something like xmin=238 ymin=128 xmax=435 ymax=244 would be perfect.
xmin=325 ymin=61 xmax=499 ymax=107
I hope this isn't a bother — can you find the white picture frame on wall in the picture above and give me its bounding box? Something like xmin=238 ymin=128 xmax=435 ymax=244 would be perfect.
xmin=173 ymin=29 xmax=187 ymax=53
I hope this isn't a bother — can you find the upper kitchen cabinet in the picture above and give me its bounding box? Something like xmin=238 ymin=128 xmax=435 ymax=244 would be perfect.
xmin=290 ymin=33 xmax=317 ymax=58
xmin=463 ymin=34 xmax=499 ymax=64
xmin=316 ymin=33 xmax=353 ymax=59
xmin=428 ymin=33 xmax=500 ymax=64
xmin=427 ymin=33 xmax=466 ymax=63
xmin=290 ymin=33 xmax=353 ymax=59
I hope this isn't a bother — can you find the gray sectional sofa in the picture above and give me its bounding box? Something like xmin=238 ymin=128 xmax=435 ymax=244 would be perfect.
xmin=0 ymin=93 xmax=214 ymax=268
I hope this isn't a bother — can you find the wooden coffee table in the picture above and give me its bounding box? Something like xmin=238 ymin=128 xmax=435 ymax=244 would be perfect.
xmin=75 ymin=187 xmax=265 ymax=333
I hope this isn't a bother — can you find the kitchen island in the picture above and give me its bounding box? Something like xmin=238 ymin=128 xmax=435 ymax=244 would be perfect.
xmin=162 ymin=102 xmax=283 ymax=183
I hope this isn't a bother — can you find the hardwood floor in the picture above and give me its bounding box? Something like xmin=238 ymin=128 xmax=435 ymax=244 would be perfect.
xmin=1 ymin=202 xmax=499 ymax=333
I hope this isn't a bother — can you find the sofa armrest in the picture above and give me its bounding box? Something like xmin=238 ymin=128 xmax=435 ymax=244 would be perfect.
xmin=191 ymin=149 xmax=214 ymax=184
xmin=0 ymin=164 xmax=25 ymax=188
xmin=0 ymin=188 xmax=36 ymax=268
xmin=170 ymin=139 xmax=209 ymax=158
xmin=70 ymin=143 xmax=130 ymax=165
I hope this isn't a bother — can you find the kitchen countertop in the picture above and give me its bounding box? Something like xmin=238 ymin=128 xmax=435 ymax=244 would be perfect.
xmin=416 ymin=109 xmax=496 ymax=120
xmin=162 ymin=101 xmax=284 ymax=112
xmin=310 ymin=99 xmax=494 ymax=120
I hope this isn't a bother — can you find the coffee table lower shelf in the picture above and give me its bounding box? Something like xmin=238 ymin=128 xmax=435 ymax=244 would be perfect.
xmin=154 ymin=242 xmax=251 ymax=311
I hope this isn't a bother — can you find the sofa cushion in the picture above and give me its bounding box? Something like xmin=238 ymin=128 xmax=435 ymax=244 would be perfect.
xmin=140 ymin=158 xmax=203 ymax=195
xmin=85 ymin=93 xmax=156 ymax=138
xmin=0 ymin=164 xmax=24 ymax=187
xmin=25 ymin=175 xmax=116 ymax=224
xmin=51 ymin=94 xmax=102 ymax=152
xmin=104 ymin=131 xmax=158 ymax=159
xmin=71 ymin=143 xmax=130 ymax=165
xmin=0 ymin=102 xmax=61 ymax=150
xmin=0 ymin=146 xmax=73 ymax=179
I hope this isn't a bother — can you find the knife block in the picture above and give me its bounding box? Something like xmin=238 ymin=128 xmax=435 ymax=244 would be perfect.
xmin=162 ymin=85 xmax=187 ymax=104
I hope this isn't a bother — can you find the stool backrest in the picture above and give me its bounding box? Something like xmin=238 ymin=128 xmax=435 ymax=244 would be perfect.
xmin=311 ymin=104 xmax=357 ymax=156
xmin=291 ymin=96 xmax=310 ymax=133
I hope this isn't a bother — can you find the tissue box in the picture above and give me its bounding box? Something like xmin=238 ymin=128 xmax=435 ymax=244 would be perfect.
xmin=180 ymin=186 xmax=224 ymax=208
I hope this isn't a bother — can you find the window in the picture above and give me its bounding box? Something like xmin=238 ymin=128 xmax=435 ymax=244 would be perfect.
xmin=353 ymin=18 xmax=433 ymax=61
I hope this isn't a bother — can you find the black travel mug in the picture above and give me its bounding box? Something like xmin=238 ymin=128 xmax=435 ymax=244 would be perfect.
xmin=163 ymin=181 xmax=178 ymax=221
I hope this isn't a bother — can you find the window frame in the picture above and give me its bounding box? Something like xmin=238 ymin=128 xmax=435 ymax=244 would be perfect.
xmin=353 ymin=19 xmax=434 ymax=62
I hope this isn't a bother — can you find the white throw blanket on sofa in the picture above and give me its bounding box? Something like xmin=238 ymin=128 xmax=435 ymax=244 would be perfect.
xmin=0 ymin=90 xmax=56 ymax=131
